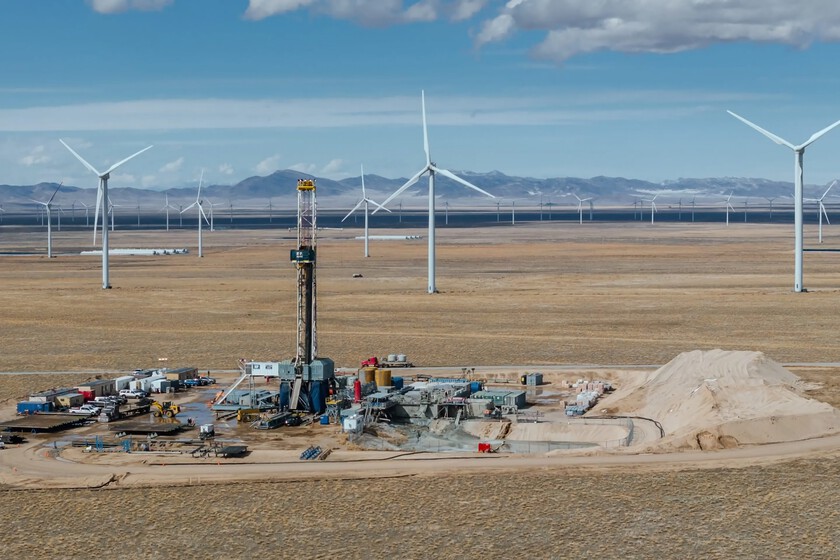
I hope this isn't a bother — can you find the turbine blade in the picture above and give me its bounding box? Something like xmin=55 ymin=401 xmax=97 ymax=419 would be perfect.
xmin=342 ymin=200 xmax=364 ymax=222
xmin=422 ymin=90 xmax=430 ymax=166
xmin=197 ymin=169 xmax=205 ymax=201
xmin=375 ymin=168 xmax=427 ymax=213
xmin=60 ymin=139 xmax=102 ymax=176
xmin=47 ymin=182 xmax=63 ymax=204
xmin=104 ymin=145 xmax=154 ymax=175
xmin=727 ymin=110 xmax=795 ymax=149
xmin=199 ymin=203 xmax=210 ymax=224
xmin=822 ymin=202 xmax=831 ymax=225
xmin=800 ymin=119 xmax=840 ymax=149
xmin=360 ymin=164 xmax=366 ymax=198
xmin=368 ymin=198 xmax=391 ymax=213
xmin=432 ymin=166 xmax=496 ymax=199
xmin=822 ymin=180 xmax=837 ymax=200
xmin=181 ymin=202 xmax=197 ymax=213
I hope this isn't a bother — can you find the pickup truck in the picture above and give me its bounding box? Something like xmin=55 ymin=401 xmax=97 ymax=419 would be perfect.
xmin=69 ymin=404 xmax=100 ymax=416
xmin=119 ymin=389 xmax=148 ymax=399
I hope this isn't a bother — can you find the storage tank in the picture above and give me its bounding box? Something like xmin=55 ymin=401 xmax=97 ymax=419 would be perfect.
xmin=396 ymin=354 xmax=407 ymax=363
xmin=353 ymin=379 xmax=362 ymax=402
xmin=386 ymin=354 xmax=398 ymax=362
xmin=470 ymin=381 xmax=483 ymax=394
xmin=375 ymin=368 xmax=392 ymax=388
xmin=362 ymin=367 xmax=376 ymax=384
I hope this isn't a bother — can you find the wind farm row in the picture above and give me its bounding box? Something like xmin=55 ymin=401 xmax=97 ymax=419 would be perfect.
xmin=2 ymin=93 xmax=840 ymax=294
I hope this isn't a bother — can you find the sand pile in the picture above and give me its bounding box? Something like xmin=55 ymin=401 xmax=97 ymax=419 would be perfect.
xmin=609 ymin=349 xmax=840 ymax=449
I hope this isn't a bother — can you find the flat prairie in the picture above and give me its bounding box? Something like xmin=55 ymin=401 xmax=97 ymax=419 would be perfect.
xmin=1 ymin=221 xmax=840 ymax=557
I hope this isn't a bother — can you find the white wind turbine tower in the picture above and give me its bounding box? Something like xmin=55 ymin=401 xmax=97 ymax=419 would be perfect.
xmin=162 ymin=193 xmax=176 ymax=231
xmin=573 ymin=194 xmax=592 ymax=224
xmin=31 ymin=183 xmax=62 ymax=258
xmin=722 ymin=191 xmax=735 ymax=226
xmin=765 ymin=197 xmax=778 ymax=222
xmin=805 ymin=180 xmax=836 ymax=244
xmin=108 ymin=197 xmax=124 ymax=232
xmin=0 ymin=204 xmax=5 ymax=224
xmin=207 ymin=199 xmax=222 ymax=231
xmin=641 ymin=194 xmax=658 ymax=224
xmin=60 ymin=139 xmax=152 ymax=289
xmin=181 ymin=170 xmax=209 ymax=257
xmin=342 ymin=164 xmax=389 ymax=257
xmin=728 ymin=110 xmax=840 ymax=292
xmin=374 ymin=90 xmax=496 ymax=293
xmin=78 ymin=201 xmax=91 ymax=227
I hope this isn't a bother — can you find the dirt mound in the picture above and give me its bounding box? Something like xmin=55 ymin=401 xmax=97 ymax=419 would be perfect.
xmin=609 ymin=349 xmax=840 ymax=449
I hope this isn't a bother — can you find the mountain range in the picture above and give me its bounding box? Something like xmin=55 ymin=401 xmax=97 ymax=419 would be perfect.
xmin=0 ymin=170 xmax=829 ymax=210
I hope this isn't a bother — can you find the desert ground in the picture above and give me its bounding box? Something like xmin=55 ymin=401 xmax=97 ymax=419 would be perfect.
xmin=1 ymin=219 xmax=840 ymax=558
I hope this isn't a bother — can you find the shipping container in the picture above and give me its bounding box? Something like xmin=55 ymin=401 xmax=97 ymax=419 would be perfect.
xmin=17 ymin=401 xmax=54 ymax=414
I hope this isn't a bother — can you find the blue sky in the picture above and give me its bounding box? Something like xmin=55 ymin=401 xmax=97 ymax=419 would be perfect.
xmin=2 ymin=0 xmax=840 ymax=190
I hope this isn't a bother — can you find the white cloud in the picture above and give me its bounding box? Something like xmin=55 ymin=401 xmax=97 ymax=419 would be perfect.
xmin=158 ymin=156 xmax=184 ymax=173
xmin=476 ymin=0 xmax=840 ymax=62
xmin=256 ymin=154 xmax=283 ymax=175
xmin=450 ymin=0 xmax=487 ymax=21
xmin=245 ymin=0 xmax=444 ymax=25
xmin=0 ymin=91 xmax=768 ymax=133
xmin=159 ymin=156 xmax=184 ymax=173
xmin=20 ymin=145 xmax=50 ymax=167
xmin=141 ymin=174 xmax=158 ymax=187
xmin=87 ymin=0 xmax=173 ymax=14
xmin=290 ymin=158 xmax=347 ymax=178
xmin=219 ymin=163 xmax=235 ymax=175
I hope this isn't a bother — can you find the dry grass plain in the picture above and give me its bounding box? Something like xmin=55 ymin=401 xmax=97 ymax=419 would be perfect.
xmin=2 ymin=220 xmax=840 ymax=557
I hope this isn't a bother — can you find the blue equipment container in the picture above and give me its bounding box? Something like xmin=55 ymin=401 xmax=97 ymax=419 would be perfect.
xmin=16 ymin=401 xmax=53 ymax=415
xmin=279 ymin=382 xmax=290 ymax=409
xmin=320 ymin=415 xmax=330 ymax=425
xmin=470 ymin=381 xmax=483 ymax=394
xmin=392 ymin=376 xmax=404 ymax=390
xmin=309 ymin=381 xmax=326 ymax=414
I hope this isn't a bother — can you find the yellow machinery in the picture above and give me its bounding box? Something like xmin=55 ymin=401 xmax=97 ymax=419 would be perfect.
xmin=150 ymin=401 xmax=181 ymax=418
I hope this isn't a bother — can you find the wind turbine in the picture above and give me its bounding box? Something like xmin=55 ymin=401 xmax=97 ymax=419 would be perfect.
xmin=511 ymin=200 xmax=516 ymax=225
xmin=267 ymin=198 xmax=274 ymax=223
xmin=162 ymin=194 xmax=176 ymax=231
xmin=108 ymin=197 xmax=124 ymax=232
xmin=0 ymin=203 xmax=5 ymax=224
xmin=805 ymin=180 xmax=836 ymax=244
xmin=228 ymin=200 xmax=234 ymax=224
xmin=641 ymin=194 xmax=658 ymax=224
xmin=78 ymin=201 xmax=91 ymax=227
xmin=342 ymin=164 xmax=389 ymax=257
xmin=444 ymin=200 xmax=450 ymax=225
xmin=743 ymin=197 xmax=749 ymax=223
xmin=31 ymin=183 xmax=62 ymax=258
xmin=765 ymin=197 xmax=777 ymax=222
xmin=691 ymin=196 xmax=696 ymax=223
xmin=181 ymin=170 xmax=209 ymax=257
xmin=728 ymin=110 xmax=840 ymax=292
xmin=59 ymin=139 xmax=152 ymax=289
xmin=572 ymin=194 xmax=592 ymax=225
xmin=207 ymin=199 xmax=222 ymax=231
xmin=722 ymin=192 xmax=735 ymax=226
xmin=374 ymin=90 xmax=496 ymax=293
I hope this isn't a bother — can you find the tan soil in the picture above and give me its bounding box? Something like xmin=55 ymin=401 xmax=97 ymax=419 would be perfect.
xmin=3 ymin=222 xmax=840 ymax=556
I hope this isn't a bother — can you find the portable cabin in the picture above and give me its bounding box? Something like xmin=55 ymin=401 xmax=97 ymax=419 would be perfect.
xmin=55 ymin=393 xmax=85 ymax=408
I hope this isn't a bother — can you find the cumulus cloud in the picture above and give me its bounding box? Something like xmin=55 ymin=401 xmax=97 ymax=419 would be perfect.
xmin=87 ymin=0 xmax=173 ymax=14
xmin=244 ymin=0 xmax=482 ymax=25
xmin=159 ymin=156 xmax=184 ymax=173
xmin=476 ymin=0 xmax=840 ymax=61
xmin=256 ymin=154 xmax=283 ymax=175
xmin=20 ymin=145 xmax=50 ymax=167
xmin=290 ymin=158 xmax=346 ymax=178
xmin=219 ymin=163 xmax=235 ymax=175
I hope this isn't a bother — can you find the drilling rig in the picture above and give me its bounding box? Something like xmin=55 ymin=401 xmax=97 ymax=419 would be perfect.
xmin=287 ymin=178 xmax=335 ymax=411
xmin=219 ymin=179 xmax=335 ymax=416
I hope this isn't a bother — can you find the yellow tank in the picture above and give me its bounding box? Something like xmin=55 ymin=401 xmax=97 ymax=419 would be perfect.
xmin=362 ymin=367 xmax=376 ymax=384
xmin=375 ymin=368 xmax=392 ymax=388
